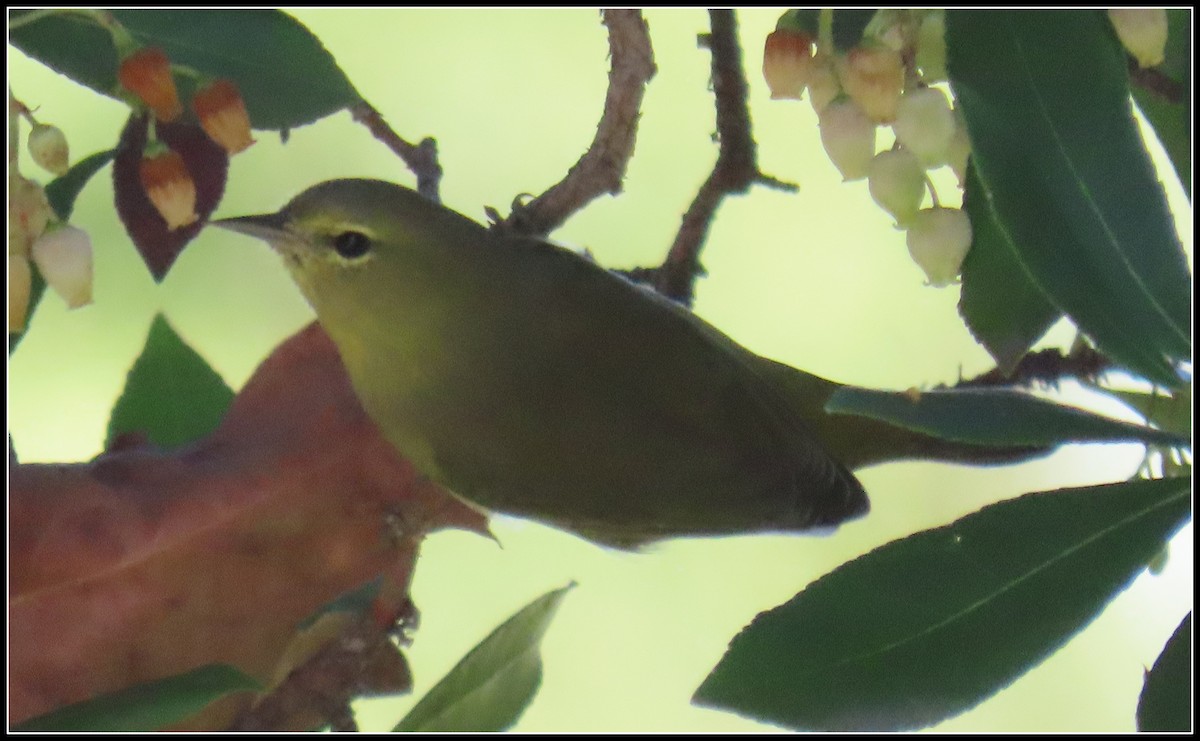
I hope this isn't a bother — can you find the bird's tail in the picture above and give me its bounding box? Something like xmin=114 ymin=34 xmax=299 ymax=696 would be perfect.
xmin=752 ymin=357 xmax=1050 ymax=472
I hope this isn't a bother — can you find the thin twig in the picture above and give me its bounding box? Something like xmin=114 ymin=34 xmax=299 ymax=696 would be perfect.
xmin=350 ymin=101 xmax=443 ymax=202
xmin=500 ymin=9 xmax=656 ymax=236
xmin=1127 ymin=58 xmax=1186 ymax=104
xmin=652 ymin=9 xmax=796 ymax=306
xmin=229 ymin=603 xmax=416 ymax=731
xmin=955 ymin=346 xmax=1114 ymax=389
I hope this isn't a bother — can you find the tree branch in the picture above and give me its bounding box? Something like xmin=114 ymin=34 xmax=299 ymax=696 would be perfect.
xmin=350 ymin=101 xmax=443 ymax=203
xmin=651 ymin=9 xmax=796 ymax=306
xmin=1127 ymin=58 xmax=1186 ymax=104
xmin=500 ymin=9 xmax=656 ymax=236
xmin=230 ymin=601 xmax=417 ymax=732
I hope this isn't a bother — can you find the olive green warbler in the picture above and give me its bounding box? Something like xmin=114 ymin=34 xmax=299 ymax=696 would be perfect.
xmin=217 ymin=179 xmax=914 ymax=547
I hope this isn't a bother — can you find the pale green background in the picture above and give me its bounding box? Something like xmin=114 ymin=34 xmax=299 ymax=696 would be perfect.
xmin=7 ymin=8 xmax=1192 ymax=732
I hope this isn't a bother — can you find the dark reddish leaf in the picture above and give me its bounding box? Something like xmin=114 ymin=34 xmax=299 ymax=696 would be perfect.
xmin=113 ymin=113 xmax=229 ymax=280
xmin=9 ymin=323 xmax=490 ymax=729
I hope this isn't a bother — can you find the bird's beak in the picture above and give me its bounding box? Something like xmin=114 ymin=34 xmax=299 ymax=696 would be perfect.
xmin=211 ymin=211 xmax=291 ymax=244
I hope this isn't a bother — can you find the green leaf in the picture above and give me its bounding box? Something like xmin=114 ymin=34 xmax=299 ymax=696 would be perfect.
xmin=825 ymin=385 xmax=1189 ymax=448
xmin=947 ymin=11 xmax=1191 ymax=389
xmin=695 ymin=476 xmax=1191 ymax=731
xmin=1137 ymin=612 xmax=1192 ymax=732
xmin=777 ymin=10 xmax=819 ymax=36
xmin=45 ymin=149 xmax=116 ymax=220
xmin=1156 ymin=8 xmax=1191 ymax=85
xmin=13 ymin=664 xmax=260 ymax=731
xmin=1132 ymin=87 xmax=1190 ymax=197
xmin=9 ymin=9 xmax=359 ymax=131
xmin=1087 ymin=385 xmax=1191 ymax=438
xmin=395 ymin=584 xmax=573 ymax=732
xmin=297 ymin=577 xmax=383 ymax=631
xmin=9 ymin=150 xmax=115 ymax=356
xmin=958 ymin=162 xmax=1061 ymax=373
xmin=106 ymin=314 xmax=234 ymax=450
xmin=831 ymin=10 xmax=876 ymax=51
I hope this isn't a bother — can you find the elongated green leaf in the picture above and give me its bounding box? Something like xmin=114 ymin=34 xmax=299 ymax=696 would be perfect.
xmin=10 ymin=150 xmax=115 ymax=356
xmin=696 ymin=476 xmax=1191 ymax=731
xmin=1137 ymin=612 xmax=1192 ymax=732
xmin=1133 ymin=88 xmax=1190 ymax=197
xmin=1088 ymin=385 xmax=1191 ymax=438
xmin=958 ymin=162 xmax=1061 ymax=373
xmin=9 ymin=9 xmax=358 ymax=130
xmin=14 ymin=664 xmax=260 ymax=731
xmin=106 ymin=314 xmax=234 ymax=449
xmin=947 ymin=11 xmax=1191 ymax=389
xmin=826 ymin=385 xmax=1189 ymax=448
xmin=395 ymin=584 xmax=573 ymax=732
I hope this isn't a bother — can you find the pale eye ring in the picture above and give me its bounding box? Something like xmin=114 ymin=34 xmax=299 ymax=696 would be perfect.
xmin=333 ymin=231 xmax=372 ymax=259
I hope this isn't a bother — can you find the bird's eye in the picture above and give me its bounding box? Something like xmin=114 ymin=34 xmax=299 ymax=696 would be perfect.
xmin=333 ymin=231 xmax=372 ymax=259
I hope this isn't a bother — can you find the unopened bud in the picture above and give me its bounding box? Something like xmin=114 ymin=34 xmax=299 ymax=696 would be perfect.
xmin=837 ymin=44 xmax=904 ymax=123
xmin=906 ymin=207 xmax=972 ymax=287
xmin=763 ymin=29 xmax=816 ymax=100
xmin=869 ymin=148 xmax=925 ymax=227
xmin=946 ymin=107 xmax=972 ymax=188
xmin=28 ymin=122 xmax=70 ymax=175
xmin=892 ymin=86 xmax=956 ymax=167
xmin=819 ymin=98 xmax=877 ymax=181
xmin=807 ymin=53 xmax=841 ymax=116
xmin=915 ymin=11 xmax=947 ymax=83
xmin=31 ymin=223 xmax=94 ymax=309
xmin=1108 ymin=9 xmax=1168 ymax=68
xmin=9 ymin=172 xmax=53 ymax=257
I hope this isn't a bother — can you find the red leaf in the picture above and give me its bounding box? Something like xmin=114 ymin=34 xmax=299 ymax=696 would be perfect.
xmin=113 ymin=114 xmax=229 ymax=280
xmin=9 ymin=322 xmax=490 ymax=728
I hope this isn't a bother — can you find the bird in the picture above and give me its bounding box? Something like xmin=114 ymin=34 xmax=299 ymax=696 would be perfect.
xmin=213 ymin=179 xmax=1014 ymax=548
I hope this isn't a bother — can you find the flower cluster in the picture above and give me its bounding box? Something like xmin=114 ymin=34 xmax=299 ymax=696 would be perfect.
xmin=763 ymin=11 xmax=974 ymax=287
xmin=119 ymin=46 xmax=255 ymax=229
xmin=9 ymin=94 xmax=93 ymax=332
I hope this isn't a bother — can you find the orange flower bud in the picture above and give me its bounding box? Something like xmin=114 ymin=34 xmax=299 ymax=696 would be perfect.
xmin=763 ymin=29 xmax=816 ymax=100
xmin=837 ymin=44 xmax=905 ymax=123
xmin=192 ymin=79 xmax=255 ymax=154
xmin=140 ymin=149 xmax=198 ymax=229
xmin=119 ymin=47 xmax=183 ymax=122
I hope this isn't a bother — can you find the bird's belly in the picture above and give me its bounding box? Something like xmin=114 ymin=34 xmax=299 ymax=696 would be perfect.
xmin=362 ymin=366 xmax=797 ymax=539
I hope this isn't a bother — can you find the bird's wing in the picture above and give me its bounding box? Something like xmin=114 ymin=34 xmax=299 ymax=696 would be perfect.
xmin=415 ymin=234 xmax=868 ymax=540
